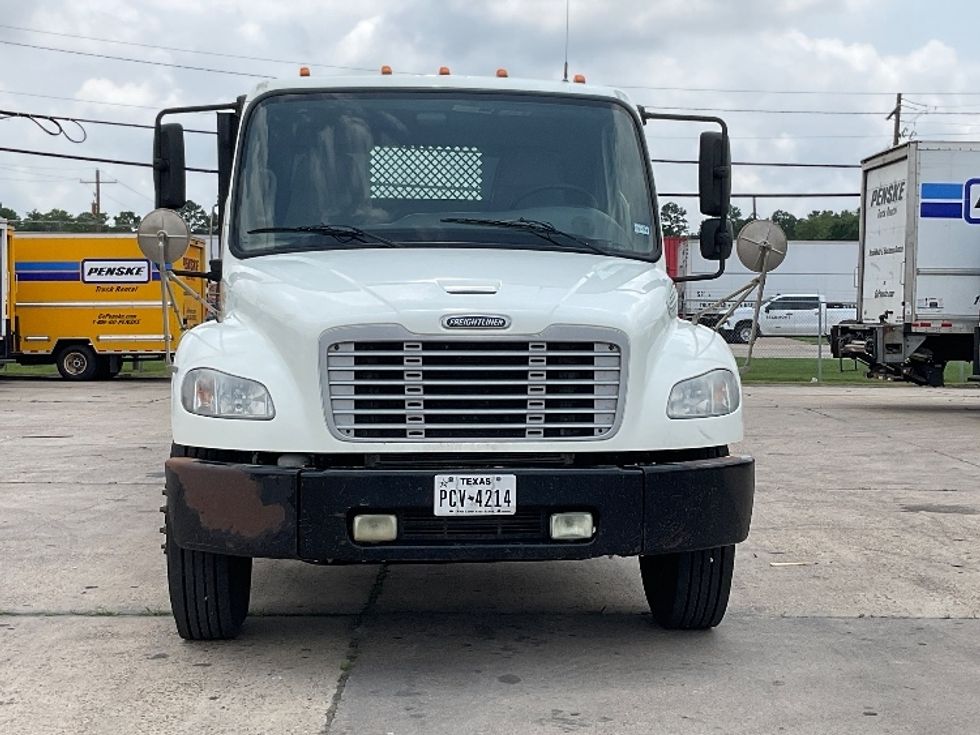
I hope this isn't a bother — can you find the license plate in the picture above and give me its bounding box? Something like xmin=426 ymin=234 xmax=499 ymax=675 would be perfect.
xmin=434 ymin=474 xmax=517 ymax=516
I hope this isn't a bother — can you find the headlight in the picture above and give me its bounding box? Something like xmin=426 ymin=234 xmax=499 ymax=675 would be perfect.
xmin=667 ymin=369 xmax=740 ymax=419
xmin=180 ymin=368 xmax=275 ymax=420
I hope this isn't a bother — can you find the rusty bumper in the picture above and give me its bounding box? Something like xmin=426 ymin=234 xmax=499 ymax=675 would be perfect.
xmin=164 ymin=455 xmax=754 ymax=561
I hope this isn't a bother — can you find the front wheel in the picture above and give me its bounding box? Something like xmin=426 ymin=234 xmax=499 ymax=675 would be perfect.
xmin=165 ymin=518 xmax=252 ymax=640
xmin=640 ymin=545 xmax=735 ymax=629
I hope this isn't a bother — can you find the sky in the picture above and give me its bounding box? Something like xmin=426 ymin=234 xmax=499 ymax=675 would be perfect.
xmin=1 ymin=0 xmax=979 ymax=226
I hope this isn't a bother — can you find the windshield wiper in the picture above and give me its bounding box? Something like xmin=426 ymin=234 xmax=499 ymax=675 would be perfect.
xmin=247 ymin=224 xmax=398 ymax=248
xmin=440 ymin=217 xmax=609 ymax=256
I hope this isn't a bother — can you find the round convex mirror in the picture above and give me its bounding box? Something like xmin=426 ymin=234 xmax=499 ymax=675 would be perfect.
xmin=137 ymin=208 xmax=191 ymax=264
xmin=735 ymin=219 xmax=788 ymax=273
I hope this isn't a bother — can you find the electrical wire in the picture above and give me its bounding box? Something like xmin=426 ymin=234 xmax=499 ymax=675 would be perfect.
xmin=0 ymin=107 xmax=214 ymax=136
xmin=0 ymin=145 xmax=217 ymax=174
xmin=0 ymin=39 xmax=274 ymax=79
xmin=652 ymin=158 xmax=859 ymax=169
xmin=0 ymin=23 xmax=398 ymax=75
xmin=0 ymin=89 xmax=159 ymax=110
xmin=0 ymin=109 xmax=87 ymax=142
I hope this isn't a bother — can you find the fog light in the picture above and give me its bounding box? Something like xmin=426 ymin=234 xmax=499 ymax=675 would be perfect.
xmin=550 ymin=512 xmax=595 ymax=541
xmin=352 ymin=514 xmax=398 ymax=543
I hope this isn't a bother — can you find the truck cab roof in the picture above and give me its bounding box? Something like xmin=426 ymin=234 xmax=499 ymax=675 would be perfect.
xmin=246 ymin=73 xmax=635 ymax=107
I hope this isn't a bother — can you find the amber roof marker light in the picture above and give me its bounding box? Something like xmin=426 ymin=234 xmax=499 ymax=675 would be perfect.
xmin=438 ymin=66 xmax=451 ymax=75
xmin=496 ymin=68 xmax=509 ymax=78
xmin=299 ymin=66 xmax=311 ymax=77
xmin=380 ymin=65 xmax=392 ymax=75
xmin=573 ymin=73 xmax=586 ymax=84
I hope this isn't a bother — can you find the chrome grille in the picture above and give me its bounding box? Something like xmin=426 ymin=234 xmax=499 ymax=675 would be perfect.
xmin=322 ymin=327 xmax=625 ymax=442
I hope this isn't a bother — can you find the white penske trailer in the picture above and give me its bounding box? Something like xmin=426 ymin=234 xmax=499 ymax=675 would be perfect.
xmin=145 ymin=69 xmax=756 ymax=639
xmin=833 ymin=141 xmax=980 ymax=385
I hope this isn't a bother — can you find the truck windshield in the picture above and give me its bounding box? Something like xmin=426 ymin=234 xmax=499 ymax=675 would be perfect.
xmin=232 ymin=91 xmax=659 ymax=260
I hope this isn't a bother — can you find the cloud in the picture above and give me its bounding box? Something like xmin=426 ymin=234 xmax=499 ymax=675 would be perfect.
xmin=0 ymin=0 xmax=977 ymax=221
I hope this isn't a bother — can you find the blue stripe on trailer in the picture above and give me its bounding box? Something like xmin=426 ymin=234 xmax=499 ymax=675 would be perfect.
xmin=920 ymin=201 xmax=963 ymax=219
xmin=14 ymin=261 xmax=80 ymax=272
xmin=17 ymin=272 xmax=82 ymax=282
xmin=920 ymin=182 xmax=963 ymax=200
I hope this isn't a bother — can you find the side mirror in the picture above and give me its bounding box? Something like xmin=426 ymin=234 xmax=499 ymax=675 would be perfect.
xmin=699 ymin=218 xmax=733 ymax=261
xmin=154 ymin=123 xmax=187 ymax=209
xmin=698 ymin=131 xmax=731 ymax=216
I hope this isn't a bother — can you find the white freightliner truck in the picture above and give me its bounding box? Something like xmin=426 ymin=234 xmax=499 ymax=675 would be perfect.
xmin=832 ymin=142 xmax=980 ymax=385
xmin=149 ymin=71 xmax=753 ymax=640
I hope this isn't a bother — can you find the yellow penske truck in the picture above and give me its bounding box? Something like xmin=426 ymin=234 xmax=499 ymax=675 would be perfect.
xmin=0 ymin=221 xmax=207 ymax=379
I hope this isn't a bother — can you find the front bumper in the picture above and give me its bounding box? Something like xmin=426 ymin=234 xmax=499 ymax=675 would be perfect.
xmin=164 ymin=455 xmax=754 ymax=562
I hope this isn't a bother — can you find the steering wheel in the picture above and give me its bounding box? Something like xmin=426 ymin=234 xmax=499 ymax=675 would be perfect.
xmin=510 ymin=185 xmax=599 ymax=209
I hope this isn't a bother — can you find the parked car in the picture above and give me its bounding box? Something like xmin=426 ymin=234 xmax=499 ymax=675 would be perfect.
xmin=717 ymin=294 xmax=856 ymax=343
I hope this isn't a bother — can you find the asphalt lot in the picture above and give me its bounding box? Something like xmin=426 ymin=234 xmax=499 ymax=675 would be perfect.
xmin=1 ymin=377 xmax=978 ymax=734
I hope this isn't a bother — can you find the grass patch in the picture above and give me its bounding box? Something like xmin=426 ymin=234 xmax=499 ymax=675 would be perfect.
xmin=0 ymin=360 xmax=170 ymax=379
xmin=740 ymin=358 xmax=976 ymax=385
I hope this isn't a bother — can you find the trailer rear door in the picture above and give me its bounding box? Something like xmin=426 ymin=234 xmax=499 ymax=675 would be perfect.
xmin=861 ymin=151 xmax=909 ymax=325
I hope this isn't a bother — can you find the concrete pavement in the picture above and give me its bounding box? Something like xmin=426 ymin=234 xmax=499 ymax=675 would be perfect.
xmin=1 ymin=376 xmax=978 ymax=733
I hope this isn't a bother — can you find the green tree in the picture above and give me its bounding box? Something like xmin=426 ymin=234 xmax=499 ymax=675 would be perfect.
xmin=0 ymin=205 xmax=18 ymax=223
xmin=728 ymin=205 xmax=751 ymax=237
xmin=112 ymin=211 xmax=142 ymax=232
xmin=770 ymin=209 xmax=799 ymax=239
xmin=179 ymin=200 xmax=212 ymax=234
xmin=72 ymin=211 xmax=110 ymax=232
xmin=18 ymin=208 xmax=76 ymax=232
xmin=660 ymin=202 xmax=689 ymax=237
xmin=793 ymin=209 xmax=858 ymax=240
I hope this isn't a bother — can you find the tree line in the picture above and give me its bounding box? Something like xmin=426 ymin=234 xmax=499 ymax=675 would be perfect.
xmin=0 ymin=201 xmax=214 ymax=234
xmin=660 ymin=202 xmax=860 ymax=240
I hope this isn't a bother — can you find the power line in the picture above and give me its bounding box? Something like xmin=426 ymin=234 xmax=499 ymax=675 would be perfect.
xmin=619 ymin=83 xmax=980 ymax=97
xmin=4 ymin=22 xmax=980 ymax=102
xmin=0 ymin=145 xmax=217 ymax=173
xmin=0 ymin=23 xmax=391 ymax=75
xmin=652 ymin=158 xmax=860 ymax=169
xmin=644 ymin=105 xmax=889 ymax=116
xmin=0 ymin=89 xmax=159 ymax=110
xmin=0 ymin=39 xmax=274 ymax=79
xmin=1 ymin=106 xmax=215 ymax=135
xmin=0 ymin=109 xmax=87 ymax=142
xmin=661 ymin=192 xmax=859 ymax=199
xmin=644 ymin=104 xmax=980 ymax=117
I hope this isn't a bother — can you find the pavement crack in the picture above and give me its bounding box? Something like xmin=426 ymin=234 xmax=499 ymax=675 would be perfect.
xmin=321 ymin=563 xmax=389 ymax=734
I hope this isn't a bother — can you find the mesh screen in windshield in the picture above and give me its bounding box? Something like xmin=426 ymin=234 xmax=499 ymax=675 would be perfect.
xmin=370 ymin=145 xmax=483 ymax=201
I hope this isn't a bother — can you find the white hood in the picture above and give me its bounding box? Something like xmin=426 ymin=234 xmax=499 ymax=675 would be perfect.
xmin=223 ymin=247 xmax=674 ymax=338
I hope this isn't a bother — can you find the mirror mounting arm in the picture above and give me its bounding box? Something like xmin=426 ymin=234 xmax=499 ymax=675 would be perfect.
xmin=171 ymin=268 xmax=220 ymax=283
xmin=673 ymin=258 xmax=725 ymax=284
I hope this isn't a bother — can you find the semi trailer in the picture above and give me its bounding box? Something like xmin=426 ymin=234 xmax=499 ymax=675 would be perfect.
xmin=832 ymin=142 xmax=980 ymax=385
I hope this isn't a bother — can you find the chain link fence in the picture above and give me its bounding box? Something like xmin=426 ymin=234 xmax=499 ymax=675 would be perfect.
xmin=690 ymin=293 xmax=862 ymax=382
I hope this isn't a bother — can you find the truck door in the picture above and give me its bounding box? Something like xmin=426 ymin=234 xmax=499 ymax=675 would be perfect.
xmin=796 ymin=295 xmax=821 ymax=335
xmin=762 ymin=296 xmax=793 ymax=334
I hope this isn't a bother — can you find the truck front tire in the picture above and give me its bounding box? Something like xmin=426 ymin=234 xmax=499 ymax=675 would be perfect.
xmin=639 ymin=544 xmax=735 ymax=630
xmin=165 ymin=519 xmax=252 ymax=640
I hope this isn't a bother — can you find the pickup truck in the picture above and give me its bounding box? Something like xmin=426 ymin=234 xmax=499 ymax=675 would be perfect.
xmin=717 ymin=294 xmax=856 ymax=343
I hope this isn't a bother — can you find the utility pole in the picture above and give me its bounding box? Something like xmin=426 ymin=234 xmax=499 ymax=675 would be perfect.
xmin=887 ymin=93 xmax=903 ymax=147
xmin=80 ymin=168 xmax=116 ymax=232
